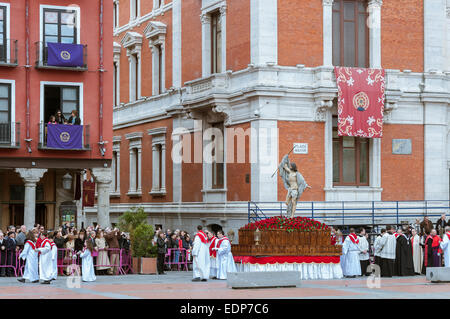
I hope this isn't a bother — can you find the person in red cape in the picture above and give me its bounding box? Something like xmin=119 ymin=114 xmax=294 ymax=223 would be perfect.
xmin=18 ymin=230 xmax=39 ymax=283
xmin=341 ymin=228 xmax=362 ymax=278
xmin=36 ymin=231 xmax=53 ymax=284
xmin=330 ymin=227 xmax=337 ymax=246
xmin=439 ymin=226 xmax=450 ymax=267
xmin=207 ymin=231 xmax=218 ymax=280
xmin=192 ymin=225 xmax=210 ymax=282
xmin=424 ymin=229 xmax=442 ymax=271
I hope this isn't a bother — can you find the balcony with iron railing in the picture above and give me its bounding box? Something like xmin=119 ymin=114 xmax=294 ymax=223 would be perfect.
xmin=0 ymin=39 xmax=18 ymax=67
xmin=34 ymin=42 xmax=88 ymax=71
xmin=0 ymin=122 xmax=20 ymax=148
xmin=38 ymin=122 xmax=90 ymax=151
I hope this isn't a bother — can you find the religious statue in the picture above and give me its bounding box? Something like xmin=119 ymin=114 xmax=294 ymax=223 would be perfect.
xmin=279 ymin=154 xmax=311 ymax=218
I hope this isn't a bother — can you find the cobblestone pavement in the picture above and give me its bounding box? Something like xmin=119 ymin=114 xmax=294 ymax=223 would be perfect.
xmin=1 ymin=272 xmax=449 ymax=299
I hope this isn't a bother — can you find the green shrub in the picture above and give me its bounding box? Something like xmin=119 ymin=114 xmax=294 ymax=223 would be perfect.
xmin=118 ymin=207 xmax=157 ymax=258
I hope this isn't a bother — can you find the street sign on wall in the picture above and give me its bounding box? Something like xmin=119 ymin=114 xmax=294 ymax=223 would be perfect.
xmin=293 ymin=143 xmax=308 ymax=154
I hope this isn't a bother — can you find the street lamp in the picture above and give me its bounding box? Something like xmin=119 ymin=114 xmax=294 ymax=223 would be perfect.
xmin=62 ymin=173 xmax=73 ymax=190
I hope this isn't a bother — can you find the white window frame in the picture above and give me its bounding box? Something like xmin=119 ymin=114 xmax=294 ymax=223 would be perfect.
xmin=113 ymin=42 xmax=121 ymax=107
xmin=201 ymin=1 xmax=227 ymax=77
xmin=126 ymin=132 xmax=143 ymax=196
xmin=0 ymin=3 xmax=11 ymax=63
xmin=153 ymin=0 xmax=165 ymax=10
xmin=111 ymin=135 xmax=121 ymax=197
xmin=113 ymin=0 xmax=120 ymax=29
xmin=121 ymin=32 xmax=142 ymax=102
xmin=148 ymin=127 xmax=166 ymax=196
xmin=130 ymin=0 xmax=140 ymax=21
xmin=0 ymin=79 xmax=15 ymax=146
xmin=145 ymin=21 xmax=166 ymax=95
xmin=39 ymin=4 xmax=81 ymax=63
xmin=39 ymin=82 xmax=84 ymax=145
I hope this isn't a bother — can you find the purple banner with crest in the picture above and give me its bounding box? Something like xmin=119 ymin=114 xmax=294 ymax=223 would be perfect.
xmin=47 ymin=124 xmax=83 ymax=149
xmin=47 ymin=42 xmax=84 ymax=67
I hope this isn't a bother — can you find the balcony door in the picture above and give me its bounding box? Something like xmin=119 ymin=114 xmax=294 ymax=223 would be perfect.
xmin=43 ymin=8 xmax=77 ymax=62
xmin=0 ymin=83 xmax=11 ymax=144
xmin=0 ymin=5 xmax=7 ymax=63
xmin=44 ymin=85 xmax=79 ymax=123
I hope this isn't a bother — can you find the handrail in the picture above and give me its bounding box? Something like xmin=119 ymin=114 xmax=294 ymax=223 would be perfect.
xmin=248 ymin=200 xmax=450 ymax=226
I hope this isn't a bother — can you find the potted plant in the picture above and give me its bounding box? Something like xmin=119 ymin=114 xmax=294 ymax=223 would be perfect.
xmin=118 ymin=207 xmax=157 ymax=274
xmin=132 ymin=223 xmax=158 ymax=274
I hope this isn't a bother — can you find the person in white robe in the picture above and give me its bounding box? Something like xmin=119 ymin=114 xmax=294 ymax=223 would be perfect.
xmin=378 ymin=225 xmax=397 ymax=277
xmin=49 ymin=233 xmax=58 ymax=281
xmin=192 ymin=225 xmax=210 ymax=282
xmin=358 ymin=228 xmax=370 ymax=276
xmin=207 ymin=231 xmax=218 ymax=279
xmin=213 ymin=230 xmax=237 ymax=280
xmin=373 ymin=228 xmax=386 ymax=267
xmin=78 ymin=241 xmax=96 ymax=282
xmin=341 ymin=228 xmax=362 ymax=277
xmin=440 ymin=226 xmax=450 ymax=268
xmin=36 ymin=233 xmax=53 ymax=284
xmin=18 ymin=231 xmax=39 ymax=283
xmin=410 ymin=228 xmax=423 ymax=274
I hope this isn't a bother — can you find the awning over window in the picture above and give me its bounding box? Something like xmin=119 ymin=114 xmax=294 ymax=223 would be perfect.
xmin=334 ymin=67 xmax=385 ymax=138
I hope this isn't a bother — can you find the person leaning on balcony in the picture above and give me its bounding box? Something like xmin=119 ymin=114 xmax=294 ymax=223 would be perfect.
xmin=48 ymin=115 xmax=57 ymax=125
xmin=55 ymin=110 xmax=65 ymax=124
xmin=68 ymin=110 xmax=81 ymax=125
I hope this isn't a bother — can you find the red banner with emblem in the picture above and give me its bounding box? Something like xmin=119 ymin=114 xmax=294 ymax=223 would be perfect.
xmin=334 ymin=67 xmax=385 ymax=138
xmin=82 ymin=180 xmax=95 ymax=208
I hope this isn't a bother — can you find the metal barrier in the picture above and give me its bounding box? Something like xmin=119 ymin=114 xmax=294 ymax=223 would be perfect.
xmin=248 ymin=200 xmax=450 ymax=227
xmin=0 ymin=250 xmax=19 ymax=277
xmin=16 ymin=248 xmax=132 ymax=278
xmin=164 ymin=248 xmax=189 ymax=271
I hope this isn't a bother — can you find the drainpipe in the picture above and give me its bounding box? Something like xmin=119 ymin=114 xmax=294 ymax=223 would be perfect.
xmin=24 ymin=0 xmax=32 ymax=153
xmin=98 ymin=0 xmax=106 ymax=156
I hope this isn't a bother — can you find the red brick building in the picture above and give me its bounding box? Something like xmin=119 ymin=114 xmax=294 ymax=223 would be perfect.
xmin=0 ymin=0 xmax=113 ymax=230
xmin=101 ymin=0 xmax=450 ymax=234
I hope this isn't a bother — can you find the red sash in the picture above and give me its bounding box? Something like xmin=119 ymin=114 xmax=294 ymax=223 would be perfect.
xmin=26 ymin=240 xmax=36 ymax=250
xmin=50 ymin=242 xmax=55 ymax=248
xmin=209 ymin=237 xmax=217 ymax=258
xmin=394 ymin=233 xmax=400 ymax=238
xmin=348 ymin=233 xmax=359 ymax=245
xmin=447 ymin=232 xmax=450 ymax=241
xmin=217 ymin=237 xmax=229 ymax=248
xmin=195 ymin=231 xmax=208 ymax=244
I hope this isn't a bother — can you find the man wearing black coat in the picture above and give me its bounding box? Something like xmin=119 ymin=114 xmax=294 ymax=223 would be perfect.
xmin=5 ymin=232 xmax=17 ymax=277
xmin=394 ymin=229 xmax=414 ymax=276
xmin=436 ymin=215 xmax=447 ymax=237
xmin=156 ymin=232 xmax=167 ymax=275
xmin=0 ymin=233 xmax=6 ymax=277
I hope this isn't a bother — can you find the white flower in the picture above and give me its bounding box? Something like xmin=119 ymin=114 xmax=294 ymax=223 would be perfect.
xmin=367 ymin=116 xmax=375 ymax=126
xmin=356 ymin=69 xmax=363 ymax=74
xmin=346 ymin=115 xmax=354 ymax=126
xmin=346 ymin=77 xmax=355 ymax=86
xmin=367 ymin=75 xmax=374 ymax=86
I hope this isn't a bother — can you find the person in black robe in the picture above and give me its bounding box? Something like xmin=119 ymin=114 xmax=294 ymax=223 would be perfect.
xmin=394 ymin=229 xmax=414 ymax=276
xmin=422 ymin=231 xmax=435 ymax=274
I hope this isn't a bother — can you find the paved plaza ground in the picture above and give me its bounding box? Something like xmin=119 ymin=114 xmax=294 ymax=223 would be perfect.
xmin=0 ymin=272 xmax=448 ymax=299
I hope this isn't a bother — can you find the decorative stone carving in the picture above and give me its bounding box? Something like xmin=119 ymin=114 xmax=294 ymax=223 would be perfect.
xmin=322 ymin=0 xmax=333 ymax=6
xmin=315 ymin=100 xmax=333 ymax=122
xmin=200 ymin=13 xmax=211 ymax=25
xmin=15 ymin=168 xmax=47 ymax=183
xmin=212 ymin=104 xmax=232 ymax=126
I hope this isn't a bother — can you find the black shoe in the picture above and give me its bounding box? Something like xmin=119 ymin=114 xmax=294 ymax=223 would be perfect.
xmin=41 ymin=280 xmax=51 ymax=284
xmin=201 ymin=279 xmax=207 ymax=282
xmin=159 ymin=272 xmax=166 ymax=275
xmin=211 ymin=277 xmax=217 ymax=279
xmin=192 ymin=277 xmax=201 ymax=282
xmin=31 ymin=280 xmax=39 ymax=283
xmin=17 ymin=278 xmax=25 ymax=283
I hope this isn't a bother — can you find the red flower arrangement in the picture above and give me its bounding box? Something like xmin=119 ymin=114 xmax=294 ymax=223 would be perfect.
xmin=241 ymin=216 xmax=329 ymax=233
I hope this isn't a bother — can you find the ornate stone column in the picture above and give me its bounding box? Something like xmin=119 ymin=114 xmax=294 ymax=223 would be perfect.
xmin=368 ymin=0 xmax=382 ymax=68
xmin=201 ymin=13 xmax=212 ymax=77
xmin=91 ymin=167 xmax=112 ymax=228
xmin=15 ymin=168 xmax=47 ymax=230
xmin=322 ymin=0 xmax=333 ymax=66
